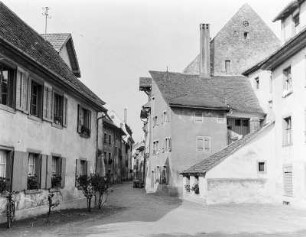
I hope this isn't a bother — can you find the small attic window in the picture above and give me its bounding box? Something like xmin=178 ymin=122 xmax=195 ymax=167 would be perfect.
xmin=244 ymin=32 xmax=249 ymax=40
xmin=293 ymin=13 xmax=300 ymax=27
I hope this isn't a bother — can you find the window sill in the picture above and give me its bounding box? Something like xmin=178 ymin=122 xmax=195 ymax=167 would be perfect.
xmin=28 ymin=115 xmax=43 ymax=123
xmin=79 ymin=133 xmax=91 ymax=139
xmin=0 ymin=104 xmax=16 ymax=114
xmin=25 ymin=189 xmax=42 ymax=195
xmin=52 ymin=123 xmax=63 ymax=130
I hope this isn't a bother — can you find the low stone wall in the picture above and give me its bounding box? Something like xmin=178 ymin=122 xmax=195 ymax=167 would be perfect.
xmin=206 ymin=178 xmax=271 ymax=204
xmin=0 ymin=188 xmax=86 ymax=223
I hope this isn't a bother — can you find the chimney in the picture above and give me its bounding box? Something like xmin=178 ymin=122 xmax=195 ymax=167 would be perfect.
xmin=124 ymin=108 xmax=127 ymax=124
xmin=199 ymin=23 xmax=210 ymax=77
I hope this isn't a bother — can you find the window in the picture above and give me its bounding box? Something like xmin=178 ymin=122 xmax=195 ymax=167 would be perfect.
xmin=80 ymin=160 xmax=87 ymax=176
xmin=242 ymin=120 xmax=249 ymax=127
xmin=153 ymin=141 xmax=159 ymax=155
xmin=255 ymin=77 xmax=259 ymax=89
xmin=283 ymin=67 xmax=292 ymax=92
xmin=27 ymin=153 xmax=40 ymax=190
xmin=108 ymin=153 xmax=112 ymax=164
xmin=0 ymin=150 xmax=8 ymax=178
xmin=217 ymin=115 xmax=226 ymax=124
xmin=77 ymin=105 xmax=91 ymax=137
xmin=104 ymin=133 xmax=107 ymax=144
xmin=194 ymin=111 xmax=203 ymax=122
xmin=235 ymin=119 xmax=241 ymax=126
xmin=51 ymin=156 xmax=62 ymax=188
xmin=53 ymin=93 xmax=64 ymax=125
xmin=243 ymin=32 xmax=249 ymax=40
xmin=109 ymin=134 xmax=111 ymax=145
xmin=163 ymin=111 xmax=168 ymax=123
xmin=293 ymin=13 xmax=300 ymax=27
xmin=153 ymin=116 xmax=158 ymax=127
xmin=269 ymin=75 xmax=273 ymax=93
xmin=225 ymin=60 xmax=231 ymax=74
xmin=165 ymin=137 xmax=172 ymax=152
xmin=283 ymin=116 xmax=292 ymax=146
xmin=197 ymin=136 xmax=211 ymax=152
xmin=283 ymin=165 xmax=293 ymax=197
xmin=103 ymin=152 xmax=107 ymax=164
xmin=161 ymin=166 xmax=168 ymax=185
xmin=0 ymin=65 xmax=15 ymax=108
xmin=30 ymin=80 xmax=43 ymax=118
xmin=258 ymin=161 xmax=266 ymax=173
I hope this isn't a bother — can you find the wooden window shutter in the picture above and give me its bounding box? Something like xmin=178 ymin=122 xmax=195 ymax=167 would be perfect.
xmin=22 ymin=74 xmax=29 ymax=113
xmin=11 ymin=151 xmax=28 ymax=192
xmin=43 ymin=83 xmax=52 ymax=121
xmin=283 ymin=165 xmax=293 ymax=197
xmin=63 ymin=95 xmax=68 ymax=127
xmin=15 ymin=71 xmax=23 ymax=111
xmin=77 ymin=105 xmax=82 ymax=133
xmin=61 ymin=157 xmax=66 ymax=188
xmin=6 ymin=151 xmax=14 ymax=191
xmin=75 ymin=159 xmax=81 ymax=187
xmin=40 ymin=155 xmax=47 ymax=189
xmin=46 ymin=155 xmax=52 ymax=189
xmin=35 ymin=155 xmax=42 ymax=189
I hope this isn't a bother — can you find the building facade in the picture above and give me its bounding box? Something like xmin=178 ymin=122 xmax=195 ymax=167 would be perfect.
xmin=0 ymin=3 xmax=107 ymax=222
xmin=139 ymin=4 xmax=279 ymax=196
xmin=182 ymin=0 xmax=306 ymax=208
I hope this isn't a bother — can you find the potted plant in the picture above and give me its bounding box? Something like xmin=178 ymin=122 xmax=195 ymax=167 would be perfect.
xmin=54 ymin=116 xmax=62 ymax=125
xmin=191 ymin=183 xmax=199 ymax=194
xmin=27 ymin=175 xmax=39 ymax=190
xmin=51 ymin=175 xmax=62 ymax=188
xmin=184 ymin=184 xmax=190 ymax=192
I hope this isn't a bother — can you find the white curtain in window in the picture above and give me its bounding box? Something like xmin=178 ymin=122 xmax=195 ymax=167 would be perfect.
xmin=28 ymin=153 xmax=36 ymax=176
xmin=0 ymin=150 xmax=7 ymax=178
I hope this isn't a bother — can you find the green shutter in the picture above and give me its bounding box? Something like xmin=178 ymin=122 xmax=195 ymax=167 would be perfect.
xmin=11 ymin=151 xmax=28 ymax=192
xmin=46 ymin=155 xmax=52 ymax=189
xmin=40 ymin=155 xmax=47 ymax=189
xmin=61 ymin=157 xmax=66 ymax=188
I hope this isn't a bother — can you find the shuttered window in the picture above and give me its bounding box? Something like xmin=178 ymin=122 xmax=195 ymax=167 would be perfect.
xmin=0 ymin=65 xmax=15 ymax=108
xmin=0 ymin=150 xmax=7 ymax=178
xmin=30 ymin=80 xmax=43 ymax=118
xmin=283 ymin=116 xmax=292 ymax=146
xmin=51 ymin=156 xmax=66 ymax=188
xmin=16 ymin=69 xmax=29 ymax=113
xmin=197 ymin=136 xmax=211 ymax=152
xmin=77 ymin=105 xmax=91 ymax=137
xmin=27 ymin=153 xmax=41 ymax=190
xmin=283 ymin=165 xmax=293 ymax=197
xmin=53 ymin=92 xmax=65 ymax=126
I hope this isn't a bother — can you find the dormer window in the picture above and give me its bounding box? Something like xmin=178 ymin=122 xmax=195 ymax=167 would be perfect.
xmin=293 ymin=13 xmax=300 ymax=27
xmin=255 ymin=77 xmax=260 ymax=89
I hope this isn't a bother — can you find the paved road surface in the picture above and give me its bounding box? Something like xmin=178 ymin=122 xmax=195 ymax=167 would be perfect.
xmin=3 ymin=182 xmax=306 ymax=236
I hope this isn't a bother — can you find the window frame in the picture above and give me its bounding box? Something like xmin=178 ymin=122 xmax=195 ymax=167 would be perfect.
xmin=29 ymin=79 xmax=44 ymax=119
xmin=27 ymin=152 xmax=41 ymax=190
xmin=194 ymin=111 xmax=203 ymax=123
xmin=196 ymin=136 xmax=211 ymax=153
xmin=77 ymin=104 xmax=92 ymax=138
xmin=255 ymin=77 xmax=260 ymax=89
xmin=257 ymin=161 xmax=267 ymax=174
xmin=283 ymin=116 xmax=292 ymax=146
xmin=53 ymin=90 xmax=64 ymax=126
xmin=283 ymin=66 xmax=292 ymax=94
xmin=0 ymin=64 xmax=16 ymax=109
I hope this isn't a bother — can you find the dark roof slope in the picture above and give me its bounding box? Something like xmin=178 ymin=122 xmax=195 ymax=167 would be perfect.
xmin=149 ymin=71 xmax=264 ymax=114
xmin=181 ymin=122 xmax=274 ymax=175
xmin=139 ymin=77 xmax=152 ymax=91
xmin=0 ymin=3 xmax=105 ymax=110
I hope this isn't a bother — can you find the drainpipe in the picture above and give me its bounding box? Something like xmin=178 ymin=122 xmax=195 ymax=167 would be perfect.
xmin=97 ymin=112 xmax=106 ymax=176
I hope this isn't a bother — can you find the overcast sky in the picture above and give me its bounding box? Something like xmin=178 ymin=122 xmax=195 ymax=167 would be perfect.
xmin=2 ymin=0 xmax=290 ymax=142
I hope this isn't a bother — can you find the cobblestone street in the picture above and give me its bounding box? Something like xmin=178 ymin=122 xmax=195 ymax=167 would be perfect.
xmin=1 ymin=182 xmax=306 ymax=236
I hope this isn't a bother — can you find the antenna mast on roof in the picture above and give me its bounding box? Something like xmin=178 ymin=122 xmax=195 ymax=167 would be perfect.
xmin=42 ymin=7 xmax=51 ymax=34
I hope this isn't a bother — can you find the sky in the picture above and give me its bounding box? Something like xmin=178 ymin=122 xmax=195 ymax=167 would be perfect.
xmin=2 ymin=0 xmax=291 ymax=142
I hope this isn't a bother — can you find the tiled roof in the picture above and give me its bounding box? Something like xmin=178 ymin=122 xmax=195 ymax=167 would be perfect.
xmin=149 ymin=71 xmax=264 ymax=114
xmin=139 ymin=77 xmax=152 ymax=90
xmin=181 ymin=122 xmax=274 ymax=175
xmin=41 ymin=33 xmax=70 ymax=52
xmin=0 ymin=3 xmax=105 ymax=110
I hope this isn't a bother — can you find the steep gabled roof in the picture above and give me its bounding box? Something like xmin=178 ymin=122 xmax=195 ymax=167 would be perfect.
xmin=0 ymin=2 xmax=105 ymax=110
xmin=183 ymin=4 xmax=280 ymax=75
xmin=42 ymin=33 xmax=81 ymax=78
xmin=149 ymin=71 xmax=264 ymax=114
xmin=181 ymin=122 xmax=274 ymax=175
